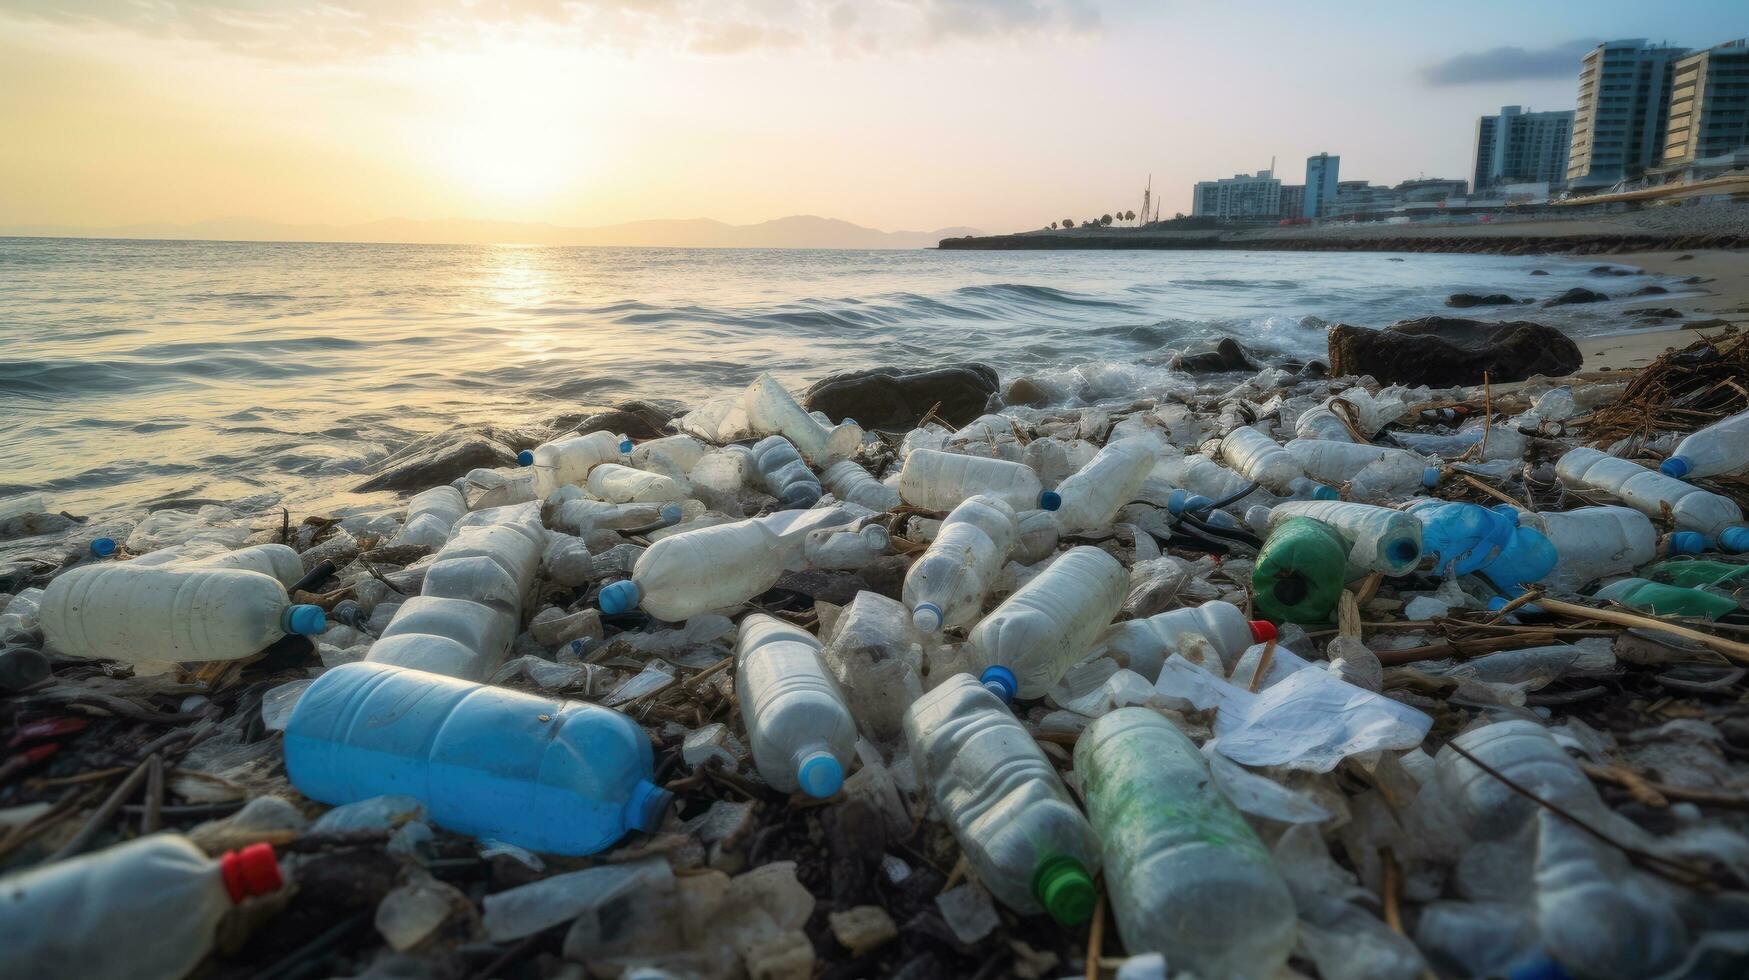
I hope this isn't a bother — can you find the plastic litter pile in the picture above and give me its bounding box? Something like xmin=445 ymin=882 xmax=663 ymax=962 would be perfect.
xmin=4 ymin=343 xmax=1749 ymax=979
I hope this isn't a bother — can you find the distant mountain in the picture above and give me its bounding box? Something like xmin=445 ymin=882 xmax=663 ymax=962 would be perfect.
xmin=0 ymin=214 xmax=982 ymax=250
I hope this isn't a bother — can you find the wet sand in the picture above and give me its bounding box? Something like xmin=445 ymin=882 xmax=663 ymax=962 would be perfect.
xmin=1578 ymin=249 xmax=1749 ymax=373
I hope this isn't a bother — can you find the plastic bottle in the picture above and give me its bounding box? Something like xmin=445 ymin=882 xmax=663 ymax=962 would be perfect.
xmin=598 ymin=518 xmax=787 ymax=621
xmin=898 ymin=449 xmax=1060 ymax=514
xmin=1252 ymin=518 xmax=1349 ymax=624
xmin=1591 ymin=577 xmax=1737 ymax=619
xmin=734 ymin=613 xmax=856 ymax=798
xmin=131 ymin=542 xmax=306 ymax=588
xmin=1409 ymin=501 xmax=1519 ymax=576
xmin=903 ymin=673 xmax=1100 ymax=924
xmin=1150 ymin=453 xmax=1253 ymax=504
xmin=521 ymin=431 xmax=629 ymax=498
xmin=369 ymin=596 xmax=517 ymax=680
xmin=1094 ymin=600 xmax=1275 ymax=677
xmin=742 ymin=373 xmax=862 ymax=464
xmin=1533 ymin=809 xmax=1686 ymax=980
xmin=967 ymin=546 xmax=1127 ymax=701
xmin=1645 ymin=558 xmax=1749 ymax=590
xmin=1220 ymin=426 xmax=1331 ymax=498
xmin=1266 ymin=501 xmax=1423 ymax=575
xmin=1052 ymin=438 xmax=1158 ymax=532
xmin=392 ymin=485 xmax=469 ymax=550
xmin=1477 ymin=524 xmax=1559 ymax=598
xmin=1660 ymin=407 xmax=1749 ymax=480
xmin=904 ymin=495 xmax=1018 ymax=633
xmin=286 ymin=662 xmax=669 ymax=854
xmin=1433 ymin=719 xmax=1600 ymax=841
xmin=1074 ymin=708 xmax=1296 ymax=977
xmin=0 ymin=835 xmax=283 ymax=980
xmin=1294 ymin=403 xmax=1357 ymax=443
xmin=821 ymin=458 xmax=900 ymax=511
xmin=40 ymin=564 xmax=324 ymax=663
xmin=803 ymin=523 xmax=890 ymax=570
xmin=749 ymin=436 xmax=823 ymax=510
xmin=688 ymin=446 xmax=752 ymax=494
xmin=1286 ymin=439 xmax=1438 ymax=497
xmin=1523 ymin=506 xmax=1658 ymax=591
xmin=556 ymin=499 xmax=682 ymax=534
xmin=585 ymin=463 xmax=688 ymax=505
xmin=630 ymin=435 xmax=707 ymax=475
xmin=1013 ymin=509 xmax=1061 ymax=564
xmin=1556 ymin=447 xmax=1747 ymax=547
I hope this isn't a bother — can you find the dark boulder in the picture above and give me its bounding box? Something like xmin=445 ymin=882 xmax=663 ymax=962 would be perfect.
xmin=545 ymin=400 xmax=676 ymax=440
xmin=1529 ymin=269 xmax=1550 ymax=276
xmin=353 ymin=425 xmax=528 ymax=493
xmin=1170 ymin=337 xmax=1259 ymax=373
xmin=804 ymin=364 xmax=999 ymax=430
xmin=1589 ymin=265 xmax=1633 ymax=276
xmin=1002 ymin=376 xmax=1053 ymax=408
xmin=1543 ymin=287 xmax=1608 ymax=307
xmin=1446 ymin=293 xmax=1525 ymax=308
xmin=1627 ymin=284 xmax=1669 ymax=297
xmin=1327 ymin=316 xmax=1583 ymax=387
xmin=1631 ymin=307 xmax=1683 ymax=319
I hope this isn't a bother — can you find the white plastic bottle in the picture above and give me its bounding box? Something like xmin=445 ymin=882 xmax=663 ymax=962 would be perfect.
xmin=898 ymin=449 xmax=1061 ymax=514
xmin=1220 ymin=426 xmax=1328 ymax=497
xmin=1013 ymin=509 xmax=1061 ymax=564
xmin=734 ymin=613 xmax=856 ymax=798
xmin=904 ymin=495 xmax=1018 ymax=633
xmin=689 ymin=447 xmax=753 ymax=494
xmin=1149 ymin=453 xmax=1253 ymax=504
xmin=968 ymin=546 xmax=1128 ymax=701
xmin=803 ymin=523 xmax=890 ymax=570
xmin=585 ymin=463 xmax=688 ymax=504
xmin=630 ymin=435 xmax=708 ymax=475
xmin=1661 ymin=406 xmax=1749 ymax=480
xmin=822 ymin=459 xmax=901 ymax=511
xmin=0 ymin=835 xmax=283 ymax=980
xmin=391 ymin=485 xmax=468 ymax=550
xmin=1556 ymin=447 xmax=1746 ymax=547
xmin=1521 ymin=506 xmax=1657 ymax=592
xmin=434 ymin=523 xmax=541 ymax=595
xmin=1074 ymin=708 xmax=1296 ymax=977
xmin=1267 ymin=500 xmax=1423 ymax=575
xmin=904 ymin=673 xmax=1101 ymax=924
xmin=1052 ymin=438 xmax=1158 ymax=532
xmin=556 ymin=499 xmax=682 ymax=534
xmin=598 ymin=519 xmax=787 ymax=621
xmin=1433 ymin=719 xmax=1601 ymax=841
xmin=41 ymin=564 xmax=325 ymax=663
xmin=1295 ymin=403 xmax=1356 ymax=443
xmin=1285 ymin=440 xmax=1438 ymax=497
xmin=522 ymin=431 xmax=629 ymax=498
xmin=1093 ymin=600 xmax=1276 ymax=678
xmin=742 ymin=373 xmax=861 ymax=464
xmin=131 ymin=543 xmax=306 ymax=588
xmin=371 ymin=596 xmax=516 ymax=679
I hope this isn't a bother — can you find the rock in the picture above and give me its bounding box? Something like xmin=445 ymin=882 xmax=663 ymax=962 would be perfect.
xmin=1631 ymin=307 xmax=1683 ymax=319
xmin=1326 ymin=317 xmax=1583 ymax=386
xmin=1003 ymin=376 xmax=1052 ymax=408
xmin=1588 ymin=265 xmax=1633 ymax=276
xmin=1529 ymin=269 xmax=1550 ymax=275
xmin=1674 ymin=253 xmax=1694 ymax=261
xmin=1445 ymin=293 xmax=1525 ymax=308
xmin=803 ymin=364 xmax=999 ymax=430
xmin=1171 ymin=337 xmax=1259 ymax=373
xmin=1543 ymin=287 xmax=1608 ymax=307
xmin=572 ymin=400 xmax=675 ymax=440
xmin=1627 ymin=284 xmax=1669 ymax=297
xmin=353 ymin=426 xmax=522 ymax=493
xmin=829 ymin=905 xmax=898 ymax=956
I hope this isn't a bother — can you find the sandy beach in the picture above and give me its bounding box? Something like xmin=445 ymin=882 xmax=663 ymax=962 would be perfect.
xmin=1577 ymin=248 xmax=1749 ymax=372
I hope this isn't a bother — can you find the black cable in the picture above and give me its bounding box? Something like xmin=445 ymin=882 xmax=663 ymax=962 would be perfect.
xmin=1177 ymin=511 xmax=1262 ymax=550
xmin=1205 ymin=480 xmax=1263 ymax=513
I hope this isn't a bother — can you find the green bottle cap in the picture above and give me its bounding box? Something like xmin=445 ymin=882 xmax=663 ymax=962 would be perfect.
xmin=1033 ymin=855 xmax=1096 ymax=925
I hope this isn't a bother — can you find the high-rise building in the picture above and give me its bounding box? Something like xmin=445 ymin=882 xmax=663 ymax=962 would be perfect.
xmin=1661 ymin=39 xmax=1749 ymax=168
xmin=1567 ymin=39 xmax=1689 ymax=189
xmin=1278 ymin=184 xmax=1305 ymax=220
xmin=1473 ymin=106 xmax=1573 ymax=192
xmin=1191 ymin=170 xmax=1283 ymax=221
xmin=1304 ymin=153 xmax=1339 ymax=218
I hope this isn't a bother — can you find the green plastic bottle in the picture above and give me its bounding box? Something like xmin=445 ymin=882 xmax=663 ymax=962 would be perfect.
xmin=1253 ymin=517 xmax=1348 ymax=624
xmin=1644 ymin=559 xmax=1749 ymax=591
xmin=1591 ymin=578 xmax=1737 ymax=620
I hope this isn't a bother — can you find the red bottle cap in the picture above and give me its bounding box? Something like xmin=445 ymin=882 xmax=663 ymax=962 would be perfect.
xmin=220 ymin=843 xmax=283 ymax=903
xmin=1248 ymin=620 xmax=1277 ymax=643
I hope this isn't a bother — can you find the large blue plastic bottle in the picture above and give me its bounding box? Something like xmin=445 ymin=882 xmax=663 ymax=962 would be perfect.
xmin=1477 ymin=525 xmax=1558 ymax=597
xmin=1409 ymin=501 xmax=1515 ymax=576
xmin=283 ymin=662 xmax=672 ymax=856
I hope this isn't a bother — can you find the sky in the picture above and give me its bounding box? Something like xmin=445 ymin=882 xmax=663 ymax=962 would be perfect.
xmin=1 ymin=0 xmax=1743 ymax=235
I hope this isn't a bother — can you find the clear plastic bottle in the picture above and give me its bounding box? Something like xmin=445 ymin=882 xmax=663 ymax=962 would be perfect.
xmin=40 ymin=564 xmax=324 ymax=663
xmin=803 ymin=523 xmax=890 ymax=570
xmin=1432 ymin=719 xmax=1600 ymax=841
xmin=822 ymin=458 xmax=901 ymax=512
xmin=556 ymin=499 xmax=683 ymax=534
xmin=1661 ymin=406 xmax=1749 ymax=480
xmin=521 ymin=431 xmax=629 ymax=498
xmin=434 ymin=523 xmax=541 ymax=595
xmin=903 ymin=673 xmax=1100 ymax=924
xmin=743 ymin=373 xmax=862 ymax=464
xmin=904 ymin=495 xmax=1018 ymax=633
xmin=392 ymin=485 xmax=469 ymax=550
xmin=749 ymin=436 xmax=823 ymax=510
xmin=585 ymin=463 xmax=688 ymax=505
xmin=734 ymin=613 xmax=856 ymax=798
xmin=967 ymin=545 xmax=1128 ymax=701
xmin=1523 ymin=506 xmax=1658 ymax=592
xmin=688 ymin=446 xmax=753 ymax=494
xmin=1294 ymin=403 xmax=1357 ymax=443
xmin=1074 ymin=708 xmax=1296 ymax=977
xmin=630 ymin=435 xmax=707 ymax=475
xmin=370 ymin=596 xmax=517 ymax=679
xmin=1150 ymin=452 xmax=1253 ymax=504
xmin=285 ymin=661 xmax=671 ymax=855
xmin=131 ymin=542 xmax=306 ymax=587
xmin=0 ymin=835 xmax=283 ymax=980
xmin=1012 ymin=509 xmax=1061 ymax=564
xmin=1286 ymin=439 xmax=1438 ymax=497
xmin=1533 ymin=809 xmax=1686 ymax=980
xmin=898 ymin=448 xmax=1060 ymax=514
xmin=1266 ymin=500 xmax=1423 ymax=575
xmin=1220 ymin=426 xmax=1329 ymax=497
xmin=1052 ymin=438 xmax=1158 ymax=532
xmin=1093 ymin=600 xmax=1275 ymax=678
xmin=597 ymin=518 xmax=788 ymax=621
xmin=1557 ymin=447 xmax=1747 ymax=547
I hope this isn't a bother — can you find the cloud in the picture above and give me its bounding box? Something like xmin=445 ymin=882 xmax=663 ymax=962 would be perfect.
xmin=0 ymin=0 xmax=1104 ymax=60
xmin=1420 ymin=38 xmax=1601 ymax=86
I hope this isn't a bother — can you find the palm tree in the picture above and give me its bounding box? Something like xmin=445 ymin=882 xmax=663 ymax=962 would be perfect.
xmin=1050 ymin=221 xmax=1058 ymax=230
xmin=1100 ymin=214 xmax=1113 ymax=226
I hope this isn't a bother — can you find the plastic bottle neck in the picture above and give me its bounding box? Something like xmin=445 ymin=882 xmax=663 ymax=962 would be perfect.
xmin=1032 ymin=855 xmax=1096 ymax=925
xmin=979 ymin=665 xmax=1017 ymax=703
xmin=623 ymin=779 xmax=675 ymax=833
xmin=794 ymin=746 xmax=844 ymax=799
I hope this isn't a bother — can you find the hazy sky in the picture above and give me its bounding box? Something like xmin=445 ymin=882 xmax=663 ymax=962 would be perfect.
xmin=2 ymin=0 xmax=1742 ymax=234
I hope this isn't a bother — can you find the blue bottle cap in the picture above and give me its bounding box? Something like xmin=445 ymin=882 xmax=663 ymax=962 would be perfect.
xmin=1721 ymin=526 xmax=1749 ymax=554
xmin=1659 ymin=456 xmax=1690 ymax=478
xmin=658 ymin=503 xmax=683 ymax=523
xmin=797 ymin=751 xmax=844 ymax=798
xmin=516 ymin=449 xmax=534 ymax=466
xmin=618 ymin=436 xmax=634 ymax=454
xmin=598 ymin=579 xmax=640 ymax=615
xmin=1486 ymin=596 xmax=1508 ymax=612
xmin=624 ymin=779 xmax=675 ymax=833
xmin=1422 ymin=467 xmax=1441 ymax=488
xmin=912 ymin=602 xmax=944 ymax=633
xmin=282 ymin=604 xmax=327 ymax=636
xmin=1310 ymin=483 xmax=1339 ymax=501
xmin=1666 ymin=531 xmax=1708 ymax=555
xmin=89 ymin=537 xmax=117 ymax=557
xmin=980 ymin=664 xmax=1018 ymax=702
xmin=1038 ymin=490 xmax=1062 ymax=512
xmin=1167 ymin=491 xmax=1212 ymax=516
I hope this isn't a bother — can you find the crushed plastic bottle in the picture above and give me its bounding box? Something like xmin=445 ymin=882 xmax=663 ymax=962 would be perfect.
xmin=749 ymin=435 xmax=824 ymax=510
xmin=1253 ymin=517 xmax=1349 ymax=624
xmin=898 ymin=448 xmax=1061 ymax=513
xmin=904 ymin=495 xmax=1018 ymax=633
xmin=1267 ymin=500 xmax=1423 ymax=575
xmin=285 ymin=661 xmax=670 ymax=855
xmin=522 ymin=431 xmax=629 ymax=498
xmin=556 ymin=498 xmax=683 ymax=534
xmin=1295 ymin=402 xmax=1357 ymax=443
xmin=1052 ymin=438 xmax=1157 ymax=532
xmin=1286 ymin=439 xmax=1438 ymax=499
xmin=598 ymin=518 xmax=787 ymax=621
xmin=40 ymin=564 xmax=324 ymax=664
xmin=1075 ymin=708 xmax=1296 ymax=977
xmin=131 ymin=542 xmax=306 ymax=587
xmin=1433 ymin=719 xmax=1600 ymax=841
xmin=630 ymin=435 xmax=707 ymax=474
xmin=585 ymin=462 xmax=688 ymax=504
xmin=1220 ymin=425 xmax=1331 ymax=498
xmin=0 ymin=834 xmax=283 ymax=980
xmin=802 ymin=523 xmax=890 ymax=570
xmin=1523 ymin=506 xmax=1659 ymax=591
xmin=822 ymin=458 xmax=900 ymax=511
xmin=967 ymin=545 xmax=1127 ymax=701
xmin=735 ymin=613 xmax=856 ymax=798
xmin=1660 ymin=406 xmax=1749 ymax=480
xmin=1591 ymin=577 xmax=1736 ymax=619
xmin=1094 ymin=600 xmax=1275 ymax=678
xmin=742 ymin=372 xmax=862 ymax=464
xmin=1557 ymin=447 xmax=1747 ymax=549
xmin=904 ymin=673 xmax=1100 ymax=924
xmin=1533 ymin=808 xmax=1686 ymax=980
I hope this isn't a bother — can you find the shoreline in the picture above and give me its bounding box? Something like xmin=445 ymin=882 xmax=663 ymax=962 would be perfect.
xmin=1574 ymin=249 xmax=1749 ymax=372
